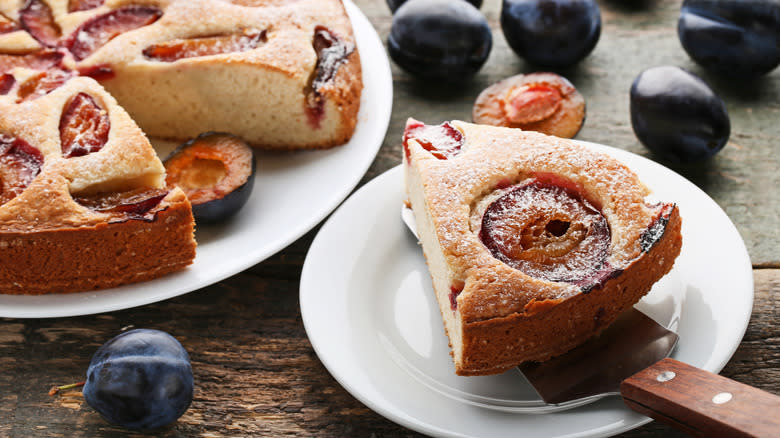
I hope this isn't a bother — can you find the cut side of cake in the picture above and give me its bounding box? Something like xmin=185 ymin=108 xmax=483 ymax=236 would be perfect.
xmin=1 ymin=0 xmax=362 ymax=150
xmin=0 ymin=74 xmax=196 ymax=295
xmin=403 ymin=119 xmax=682 ymax=376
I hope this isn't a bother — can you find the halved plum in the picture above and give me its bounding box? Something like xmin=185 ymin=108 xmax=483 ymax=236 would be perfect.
xmin=0 ymin=134 xmax=44 ymax=206
xmin=479 ymin=178 xmax=612 ymax=290
xmin=164 ymin=132 xmax=255 ymax=224
xmin=473 ymin=72 xmax=585 ymax=138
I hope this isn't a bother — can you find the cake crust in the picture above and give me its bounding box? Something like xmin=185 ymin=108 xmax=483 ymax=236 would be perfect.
xmin=403 ymin=120 xmax=683 ymax=376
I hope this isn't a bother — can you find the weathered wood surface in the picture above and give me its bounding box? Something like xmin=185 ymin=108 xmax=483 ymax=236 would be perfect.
xmin=0 ymin=0 xmax=777 ymax=437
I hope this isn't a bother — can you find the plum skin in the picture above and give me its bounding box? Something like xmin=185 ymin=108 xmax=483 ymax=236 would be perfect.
xmin=501 ymin=0 xmax=601 ymax=67
xmin=387 ymin=0 xmax=492 ymax=82
xmin=83 ymin=329 xmax=194 ymax=431
xmin=630 ymin=66 xmax=730 ymax=163
xmin=678 ymin=0 xmax=780 ymax=78
xmin=386 ymin=0 xmax=482 ymax=13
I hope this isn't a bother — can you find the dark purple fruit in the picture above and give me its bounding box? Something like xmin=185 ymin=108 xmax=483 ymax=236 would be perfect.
xmin=83 ymin=329 xmax=193 ymax=431
xmin=164 ymin=132 xmax=255 ymax=224
xmin=630 ymin=66 xmax=730 ymax=163
xmin=386 ymin=0 xmax=482 ymax=13
xmin=388 ymin=0 xmax=491 ymax=82
xmin=678 ymin=0 xmax=780 ymax=78
xmin=501 ymin=0 xmax=601 ymax=67
xmin=479 ymin=179 xmax=611 ymax=288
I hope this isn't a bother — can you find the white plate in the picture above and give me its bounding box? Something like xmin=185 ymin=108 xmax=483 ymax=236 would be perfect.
xmin=300 ymin=144 xmax=754 ymax=437
xmin=0 ymin=0 xmax=392 ymax=318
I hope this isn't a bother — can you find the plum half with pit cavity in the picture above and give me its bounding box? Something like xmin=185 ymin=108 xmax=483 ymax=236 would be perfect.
xmin=473 ymin=72 xmax=585 ymax=138
xmin=164 ymin=132 xmax=255 ymax=224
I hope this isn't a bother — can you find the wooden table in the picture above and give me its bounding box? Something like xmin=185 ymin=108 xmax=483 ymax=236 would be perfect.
xmin=1 ymin=0 xmax=777 ymax=436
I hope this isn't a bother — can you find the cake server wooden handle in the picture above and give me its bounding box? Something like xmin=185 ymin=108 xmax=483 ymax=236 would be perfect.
xmin=621 ymin=358 xmax=780 ymax=437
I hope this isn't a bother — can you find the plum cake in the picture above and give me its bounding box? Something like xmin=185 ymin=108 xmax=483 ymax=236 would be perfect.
xmin=403 ymin=119 xmax=682 ymax=376
xmin=0 ymin=75 xmax=196 ymax=295
xmin=0 ymin=0 xmax=362 ymax=149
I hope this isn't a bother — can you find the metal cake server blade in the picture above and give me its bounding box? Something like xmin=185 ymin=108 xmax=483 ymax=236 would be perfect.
xmin=402 ymin=205 xmax=780 ymax=436
xmin=517 ymin=307 xmax=678 ymax=405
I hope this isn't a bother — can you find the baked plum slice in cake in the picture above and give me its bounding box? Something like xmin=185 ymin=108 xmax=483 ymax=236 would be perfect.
xmin=142 ymin=30 xmax=267 ymax=62
xmin=473 ymin=72 xmax=585 ymax=138
xmin=0 ymin=134 xmax=43 ymax=205
xmin=19 ymin=0 xmax=61 ymax=47
xmin=164 ymin=132 xmax=255 ymax=223
xmin=64 ymin=5 xmax=164 ymax=61
xmin=403 ymin=119 xmax=682 ymax=376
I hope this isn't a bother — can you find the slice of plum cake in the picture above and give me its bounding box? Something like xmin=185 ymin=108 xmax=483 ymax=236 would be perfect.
xmin=403 ymin=119 xmax=682 ymax=376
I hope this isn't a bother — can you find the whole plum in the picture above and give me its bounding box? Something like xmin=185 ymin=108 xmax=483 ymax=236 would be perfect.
xmin=386 ymin=0 xmax=482 ymax=13
xmin=630 ymin=66 xmax=730 ymax=163
xmin=501 ymin=0 xmax=601 ymax=67
xmin=388 ymin=0 xmax=491 ymax=82
xmin=678 ymin=0 xmax=780 ymax=78
xmin=83 ymin=329 xmax=194 ymax=430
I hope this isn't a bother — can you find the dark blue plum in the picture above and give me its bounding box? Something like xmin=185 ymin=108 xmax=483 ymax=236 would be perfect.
xmin=630 ymin=66 xmax=730 ymax=163
xmin=388 ymin=0 xmax=491 ymax=82
xmin=678 ymin=0 xmax=780 ymax=78
xmin=83 ymin=329 xmax=194 ymax=430
xmin=386 ymin=0 xmax=482 ymax=13
xmin=501 ymin=0 xmax=601 ymax=67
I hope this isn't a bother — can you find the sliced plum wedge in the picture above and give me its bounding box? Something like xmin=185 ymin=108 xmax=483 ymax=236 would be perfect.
xmin=479 ymin=178 xmax=612 ymax=290
xmin=164 ymin=132 xmax=255 ymax=224
xmin=305 ymin=26 xmax=354 ymax=129
xmin=0 ymin=49 xmax=64 ymax=74
xmin=0 ymin=73 xmax=14 ymax=94
xmin=0 ymin=134 xmax=44 ymax=205
xmin=403 ymin=119 xmax=464 ymax=162
xmin=74 ymin=187 xmax=169 ymax=220
xmin=16 ymin=68 xmax=73 ymax=102
xmin=59 ymin=92 xmax=110 ymax=158
xmin=143 ymin=30 xmax=267 ymax=62
xmin=68 ymin=0 xmax=106 ymax=13
xmin=20 ymin=0 xmax=62 ymax=47
xmin=65 ymin=5 xmax=163 ymax=61
xmin=0 ymin=13 xmax=19 ymax=34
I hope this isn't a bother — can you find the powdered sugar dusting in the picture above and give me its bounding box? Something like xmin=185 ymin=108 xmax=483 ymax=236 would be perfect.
xmin=478 ymin=180 xmax=610 ymax=285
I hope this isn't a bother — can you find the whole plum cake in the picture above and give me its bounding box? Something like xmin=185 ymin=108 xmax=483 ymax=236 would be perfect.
xmin=0 ymin=0 xmax=362 ymax=150
xmin=403 ymin=119 xmax=682 ymax=376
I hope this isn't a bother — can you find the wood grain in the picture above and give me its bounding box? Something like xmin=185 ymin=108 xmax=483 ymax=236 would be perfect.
xmin=0 ymin=0 xmax=777 ymax=437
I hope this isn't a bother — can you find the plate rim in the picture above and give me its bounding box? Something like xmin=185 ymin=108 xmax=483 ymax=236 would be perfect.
xmin=300 ymin=143 xmax=754 ymax=437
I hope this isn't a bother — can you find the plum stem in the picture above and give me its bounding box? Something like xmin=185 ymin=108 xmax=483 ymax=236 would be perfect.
xmin=48 ymin=381 xmax=85 ymax=396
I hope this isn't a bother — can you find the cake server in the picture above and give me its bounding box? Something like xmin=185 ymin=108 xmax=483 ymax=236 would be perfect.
xmin=402 ymin=206 xmax=780 ymax=437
